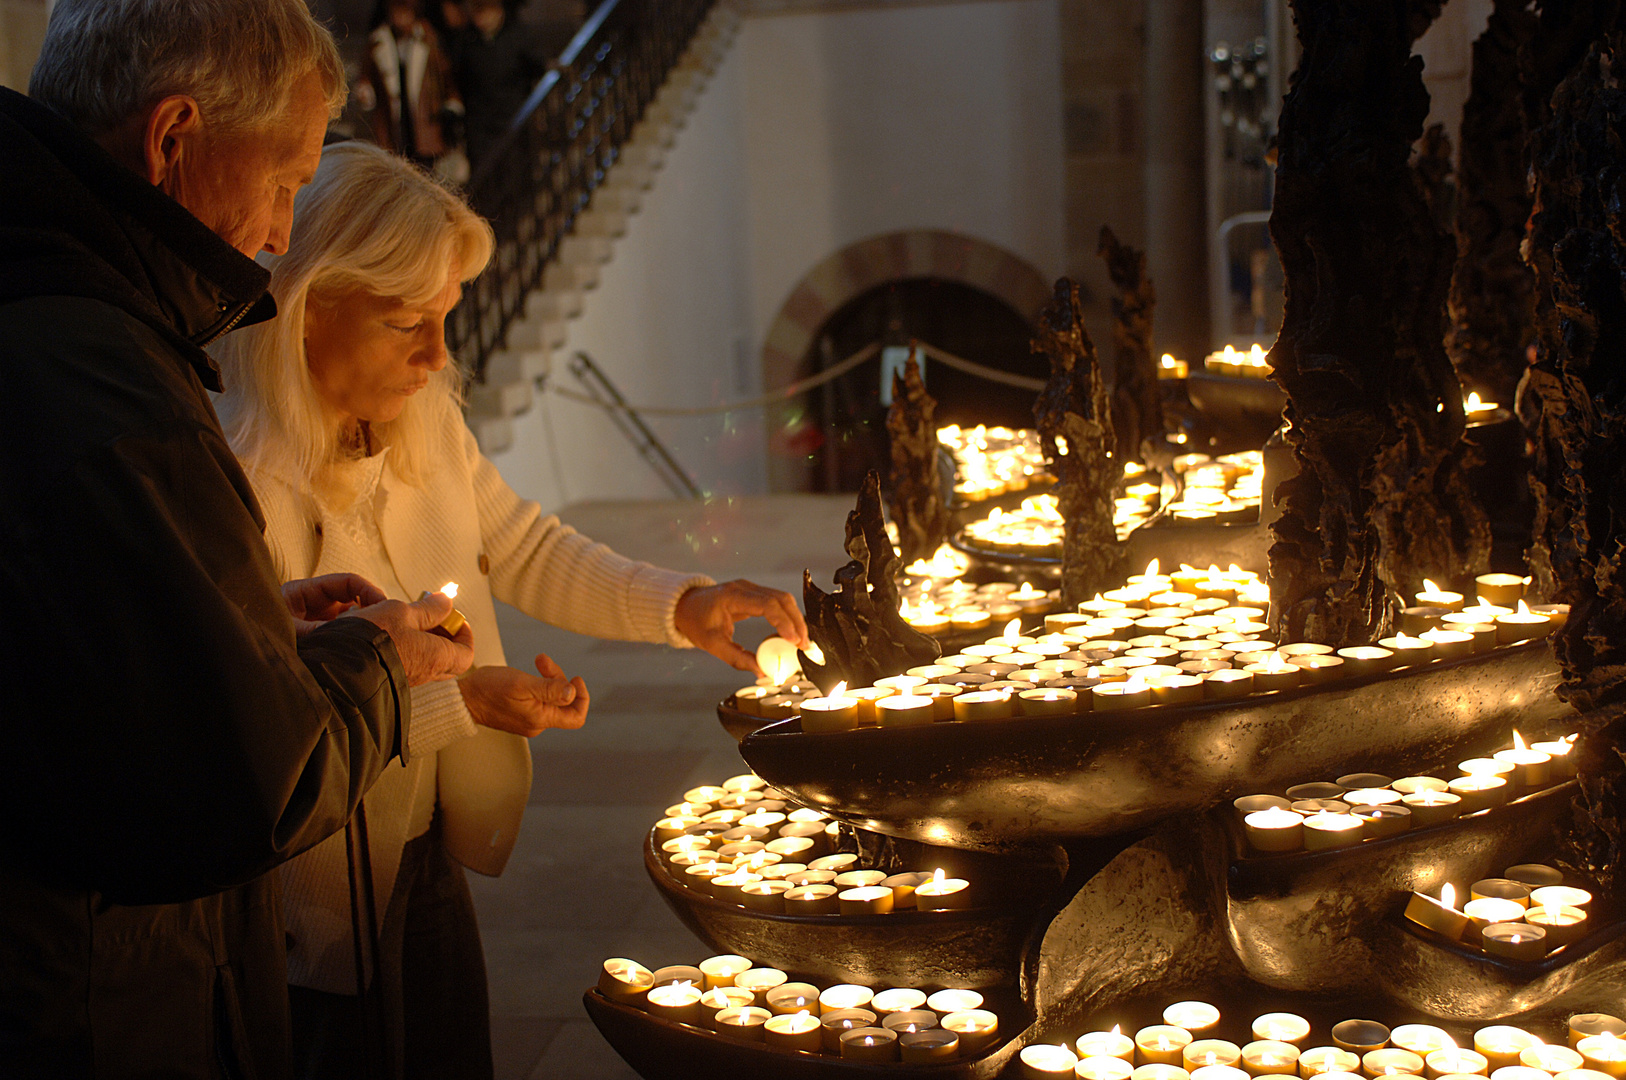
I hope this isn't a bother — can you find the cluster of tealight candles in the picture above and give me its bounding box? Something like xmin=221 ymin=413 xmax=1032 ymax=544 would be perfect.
xmin=1204 ymin=343 xmax=1273 ymax=379
xmin=896 ymin=579 xmax=1061 ymax=640
xmin=958 ymin=451 xmax=1266 ymax=555
xmin=1402 ymin=575 xmax=1567 ymax=644
xmin=1018 ymin=999 xmax=1626 ymax=1080
xmin=1157 ymin=452 xmax=1265 ymax=527
xmin=597 ymin=953 xmax=1001 ymax=1062
xmin=1405 ymin=863 xmax=1594 ymax=961
xmin=752 ymin=560 xmax=1570 ymax=733
xmin=653 ymin=773 xmax=971 ymax=914
xmin=1237 ymin=732 xmax=1579 ymax=855
xmin=937 ymin=424 xmax=1052 ymax=502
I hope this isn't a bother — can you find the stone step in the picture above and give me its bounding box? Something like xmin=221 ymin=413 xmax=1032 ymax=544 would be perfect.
xmin=506 ymin=312 xmax=569 ymax=348
xmin=468 ymin=374 xmax=534 ymax=419
xmin=558 ymin=234 xmax=613 ymax=267
xmin=482 ymin=347 xmax=553 ymax=387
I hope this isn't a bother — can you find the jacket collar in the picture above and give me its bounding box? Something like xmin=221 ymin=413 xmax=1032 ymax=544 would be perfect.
xmin=0 ymin=87 xmax=276 ymax=391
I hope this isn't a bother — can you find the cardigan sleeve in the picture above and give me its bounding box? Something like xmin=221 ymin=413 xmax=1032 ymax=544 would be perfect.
xmin=465 ymin=426 xmax=712 ymax=646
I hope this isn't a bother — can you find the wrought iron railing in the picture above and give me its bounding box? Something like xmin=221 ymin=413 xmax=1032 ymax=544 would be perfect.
xmin=450 ymin=0 xmax=717 ymax=380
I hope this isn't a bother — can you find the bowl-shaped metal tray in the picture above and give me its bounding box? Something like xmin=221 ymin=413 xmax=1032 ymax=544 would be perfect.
xmin=1376 ymin=904 xmax=1626 ymax=1021
xmin=719 ymin=697 xmax=773 ymax=742
xmin=1185 ymin=371 xmax=1288 ymax=441
xmin=1224 ymin=780 xmax=1581 ymax=995
xmin=645 ymin=833 xmax=1061 ymax=990
xmin=949 ymin=518 xmax=1268 ymax=583
xmin=741 ymin=642 xmax=1572 ymax=852
xmin=583 ymin=987 xmax=1024 ymax=1080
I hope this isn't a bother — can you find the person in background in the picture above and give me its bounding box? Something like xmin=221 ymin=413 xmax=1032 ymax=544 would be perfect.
xmin=213 ymin=141 xmax=808 ymax=1079
xmin=0 ymin=0 xmax=475 ymax=1075
xmin=448 ymin=0 xmax=555 ymax=168
xmin=357 ymin=0 xmax=462 ymax=172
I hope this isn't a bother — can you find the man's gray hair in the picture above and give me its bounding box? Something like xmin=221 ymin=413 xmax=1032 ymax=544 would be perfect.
xmin=30 ymin=0 xmax=346 ymax=137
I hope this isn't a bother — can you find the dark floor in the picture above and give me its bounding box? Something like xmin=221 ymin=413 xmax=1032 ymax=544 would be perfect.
xmin=473 ymin=495 xmax=853 ymax=1079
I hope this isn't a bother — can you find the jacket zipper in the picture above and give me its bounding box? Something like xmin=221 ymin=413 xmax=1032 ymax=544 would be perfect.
xmin=198 ymin=300 xmax=255 ymax=348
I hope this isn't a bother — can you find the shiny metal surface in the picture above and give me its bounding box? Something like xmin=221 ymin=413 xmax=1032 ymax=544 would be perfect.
xmin=642 ymin=832 xmax=1062 ymax=991
xmin=583 ymin=988 xmax=1024 ymax=1079
xmin=742 ymin=643 xmax=1572 ymax=851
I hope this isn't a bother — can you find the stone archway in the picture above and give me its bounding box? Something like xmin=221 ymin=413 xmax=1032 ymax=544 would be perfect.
xmin=762 ymin=230 xmax=1053 ymax=492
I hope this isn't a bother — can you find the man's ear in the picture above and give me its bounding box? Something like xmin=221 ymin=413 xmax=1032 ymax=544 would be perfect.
xmin=141 ymin=95 xmax=203 ymax=189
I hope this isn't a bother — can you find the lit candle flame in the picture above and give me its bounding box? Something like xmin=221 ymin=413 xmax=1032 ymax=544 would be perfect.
xmin=804 ymin=642 xmax=825 ymax=666
xmin=830 ymin=681 xmax=849 ymax=698
xmin=931 ymin=868 xmax=946 ymax=886
xmin=1518 ymin=598 xmax=1532 ymax=616
xmin=1423 ymin=578 xmax=1441 ymax=595
xmin=441 ymin=581 xmax=459 ymax=599
xmin=1144 ymin=558 xmax=1160 ymax=578
xmin=1513 ymin=730 xmax=1527 ymax=751
xmin=1003 ymin=618 xmax=1022 ymax=638
xmin=1440 ymin=883 xmax=1456 ymax=910
xmin=1394 ymin=633 xmax=1427 ymax=648
xmin=1112 ymin=1025 xmax=1122 ymax=1036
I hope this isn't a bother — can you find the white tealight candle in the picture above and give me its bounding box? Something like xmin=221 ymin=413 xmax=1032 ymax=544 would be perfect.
xmin=1254 ymin=1014 xmax=1311 ymax=1047
xmin=1022 ymin=1044 xmax=1082 ymax=1078
xmin=1300 ymin=1047 xmax=1361 ymax=1077
xmin=1165 ymin=1002 xmax=1222 ymax=1034
xmin=1301 ymin=812 xmax=1365 ymax=850
xmin=1083 ymin=1057 xmax=1140 ymax=1080
xmin=1425 ymin=1048 xmax=1488 ymax=1078
xmin=1080 ymin=1029 xmax=1138 ymax=1062
xmin=943 ymin=1008 xmax=1001 ymax=1055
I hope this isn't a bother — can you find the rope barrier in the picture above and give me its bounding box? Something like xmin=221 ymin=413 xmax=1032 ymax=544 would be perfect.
xmin=538 ymin=339 xmax=1045 ymax=417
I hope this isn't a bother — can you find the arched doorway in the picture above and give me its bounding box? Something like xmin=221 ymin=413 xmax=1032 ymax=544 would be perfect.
xmin=801 ymin=279 xmax=1043 ymax=493
xmin=762 ymin=230 xmax=1052 ymax=493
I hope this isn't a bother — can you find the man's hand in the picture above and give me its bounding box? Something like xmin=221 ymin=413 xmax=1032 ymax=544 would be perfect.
xmin=674 ymin=580 xmax=809 ymax=675
xmin=283 ymin=573 xmax=387 ymax=635
xmin=458 ymin=653 xmax=589 ymax=737
xmin=345 ymin=591 xmax=475 ymax=687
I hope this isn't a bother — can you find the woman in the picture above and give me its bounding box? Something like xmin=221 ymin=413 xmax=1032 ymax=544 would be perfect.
xmin=213 ymin=141 xmax=806 ymax=1079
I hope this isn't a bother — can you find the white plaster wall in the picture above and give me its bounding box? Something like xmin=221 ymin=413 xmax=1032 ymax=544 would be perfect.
xmin=489 ymin=37 xmax=764 ymax=510
xmin=739 ymin=0 xmax=1066 ymax=345
xmin=490 ymin=0 xmax=1066 ymax=510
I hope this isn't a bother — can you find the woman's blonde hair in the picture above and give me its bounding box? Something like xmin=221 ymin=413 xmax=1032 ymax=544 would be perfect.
xmin=215 ymin=141 xmax=494 ymax=487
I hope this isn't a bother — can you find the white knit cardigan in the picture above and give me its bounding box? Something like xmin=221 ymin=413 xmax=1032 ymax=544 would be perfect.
xmin=252 ymin=409 xmax=711 ymax=991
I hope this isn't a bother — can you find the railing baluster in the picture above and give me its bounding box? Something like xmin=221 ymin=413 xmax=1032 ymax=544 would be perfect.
xmin=451 ymin=0 xmax=717 ymax=383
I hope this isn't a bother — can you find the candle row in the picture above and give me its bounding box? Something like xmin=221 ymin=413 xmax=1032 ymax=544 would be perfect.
xmin=654 ymin=775 xmax=971 ymax=914
xmin=1239 ymin=734 xmax=1580 ymax=855
xmin=937 ymin=423 xmax=1050 ymax=502
xmin=1405 ymin=866 xmax=1593 ymax=960
xmin=1204 ymin=343 xmax=1272 ymax=378
xmin=1020 ymin=998 xmax=1626 ymax=1080
xmin=597 ymin=954 xmax=1000 ymax=1062
xmin=897 ymin=579 xmax=1060 ymax=639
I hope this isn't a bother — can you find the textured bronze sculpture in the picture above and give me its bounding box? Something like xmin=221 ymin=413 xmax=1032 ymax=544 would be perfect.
xmin=800 ymin=470 xmax=940 ymax=694
xmin=1267 ymin=0 xmax=1485 ymax=645
xmin=1032 ymin=278 xmax=1121 ymax=608
xmin=1098 ymin=226 xmax=1163 ymax=466
xmin=1519 ymin=27 xmax=1626 ymax=882
xmin=885 ymin=354 xmax=949 ymax=565
xmin=1447 ymin=0 xmax=1537 ymax=406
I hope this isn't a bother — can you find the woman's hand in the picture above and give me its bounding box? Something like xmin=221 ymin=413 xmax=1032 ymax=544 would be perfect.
xmin=674 ymin=580 xmax=810 ymax=675
xmin=458 ymin=653 xmax=589 ymax=737
xmin=282 ymin=573 xmax=387 ymax=634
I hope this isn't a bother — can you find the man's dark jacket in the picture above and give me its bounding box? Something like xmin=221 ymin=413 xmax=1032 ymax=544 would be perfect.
xmin=0 ymin=88 xmax=410 ymax=1078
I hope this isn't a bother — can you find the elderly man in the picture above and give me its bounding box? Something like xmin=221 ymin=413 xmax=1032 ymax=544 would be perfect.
xmin=0 ymin=1 xmax=479 ymax=1075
